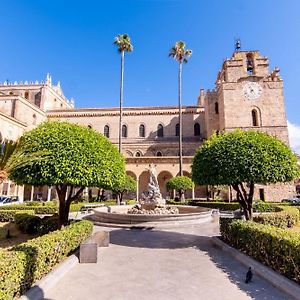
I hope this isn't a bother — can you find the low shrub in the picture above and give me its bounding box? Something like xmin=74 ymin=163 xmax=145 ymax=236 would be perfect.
xmin=33 ymin=206 xmax=57 ymax=214
xmin=0 ymin=210 xmax=34 ymax=222
xmin=194 ymin=201 xmax=241 ymax=211
xmin=252 ymin=200 xmax=278 ymax=213
xmin=14 ymin=214 xmax=41 ymax=234
xmin=69 ymin=201 xmax=117 ymax=212
xmin=220 ymin=218 xmax=300 ymax=283
xmin=0 ymin=205 xmax=37 ymax=211
xmin=0 ymin=205 xmax=57 ymax=215
xmin=0 ymin=220 xmax=93 ymax=298
xmin=37 ymin=215 xmax=59 ymax=235
xmin=24 ymin=201 xmax=43 ymax=207
xmin=253 ymin=206 xmax=299 ymax=228
xmin=14 ymin=214 xmax=59 ymax=235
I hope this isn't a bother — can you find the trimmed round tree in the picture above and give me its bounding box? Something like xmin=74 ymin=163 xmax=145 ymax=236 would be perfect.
xmin=192 ymin=129 xmax=299 ymax=220
xmin=112 ymin=174 xmax=137 ymax=204
xmin=9 ymin=121 xmax=125 ymax=227
xmin=166 ymin=176 xmax=194 ymax=201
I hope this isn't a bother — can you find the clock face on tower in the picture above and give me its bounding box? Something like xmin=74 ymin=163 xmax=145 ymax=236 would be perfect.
xmin=242 ymin=82 xmax=262 ymax=100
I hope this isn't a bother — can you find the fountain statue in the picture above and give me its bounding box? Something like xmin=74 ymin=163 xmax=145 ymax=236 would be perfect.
xmin=128 ymin=164 xmax=178 ymax=214
xmin=140 ymin=163 xmax=166 ymax=208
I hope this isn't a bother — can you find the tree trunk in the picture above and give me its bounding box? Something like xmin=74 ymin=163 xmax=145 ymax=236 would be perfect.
xmin=178 ymin=61 xmax=183 ymax=176
xmin=56 ymin=185 xmax=85 ymax=228
xmin=119 ymin=50 xmax=124 ymax=154
xmin=56 ymin=184 xmax=67 ymax=228
xmin=97 ymin=189 xmax=101 ymax=202
xmin=232 ymin=183 xmax=254 ymax=221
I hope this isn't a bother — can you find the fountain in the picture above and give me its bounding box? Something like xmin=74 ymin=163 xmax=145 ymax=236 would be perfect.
xmin=86 ymin=164 xmax=212 ymax=228
xmin=128 ymin=164 xmax=179 ymax=214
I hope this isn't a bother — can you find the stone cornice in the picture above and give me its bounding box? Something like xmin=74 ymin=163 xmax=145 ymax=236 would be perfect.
xmin=47 ymin=105 xmax=204 ymax=118
xmin=126 ymin=156 xmax=193 ymax=164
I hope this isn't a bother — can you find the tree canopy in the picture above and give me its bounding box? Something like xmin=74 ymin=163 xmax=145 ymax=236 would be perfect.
xmin=114 ymin=34 xmax=133 ymax=53
xmin=169 ymin=41 xmax=192 ymax=64
xmin=192 ymin=130 xmax=299 ymax=219
xmin=166 ymin=176 xmax=194 ymax=191
xmin=10 ymin=121 xmax=125 ymax=188
xmin=9 ymin=121 xmax=125 ymax=226
xmin=112 ymin=174 xmax=137 ymax=203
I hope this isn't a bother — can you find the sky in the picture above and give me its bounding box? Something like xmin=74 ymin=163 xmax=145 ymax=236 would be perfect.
xmin=0 ymin=0 xmax=299 ymax=152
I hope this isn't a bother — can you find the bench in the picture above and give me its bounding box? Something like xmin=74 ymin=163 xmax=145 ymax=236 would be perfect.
xmin=80 ymin=204 xmax=104 ymax=213
xmin=79 ymin=231 xmax=110 ymax=263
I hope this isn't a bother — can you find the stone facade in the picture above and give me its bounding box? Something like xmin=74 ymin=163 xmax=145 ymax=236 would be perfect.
xmin=0 ymin=51 xmax=296 ymax=202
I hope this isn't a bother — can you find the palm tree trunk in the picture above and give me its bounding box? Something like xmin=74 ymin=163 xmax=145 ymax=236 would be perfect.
xmin=119 ymin=51 xmax=125 ymax=153
xmin=178 ymin=61 xmax=183 ymax=177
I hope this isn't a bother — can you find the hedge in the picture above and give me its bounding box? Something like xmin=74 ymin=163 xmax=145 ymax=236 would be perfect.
xmin=0 ymin=220 xmax=93 ymax=299
xmin=191 ymin=201 xmax=241 ymax=211
xmin=14 ymin=214 xmax=42 ymax=234
xmin=220 ymin=218 xmax=300 ymax=283
xmin=253 ymin=206 xmax=300 ymax=228
xmin=14 ymin=214 xmax=60 ymax=235
xmin=0 ymin=210 xmax=34 ymax=222
xmin=0 ymin=205 xmax=57 ymax=215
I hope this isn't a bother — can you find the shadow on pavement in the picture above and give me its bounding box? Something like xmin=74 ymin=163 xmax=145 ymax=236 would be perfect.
xmin=109 ymin=226 xmax=289 ymax=300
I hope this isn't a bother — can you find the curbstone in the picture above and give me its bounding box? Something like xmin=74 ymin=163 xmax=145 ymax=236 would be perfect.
xmin=19 ymin=254 xmax=79 ymax=300
xmin=211 ymin=236 xmax=300 ymax=300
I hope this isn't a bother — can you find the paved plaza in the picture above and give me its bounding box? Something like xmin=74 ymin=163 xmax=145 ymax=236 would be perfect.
xmin=44 ymin=219 xmax=291 ymax=300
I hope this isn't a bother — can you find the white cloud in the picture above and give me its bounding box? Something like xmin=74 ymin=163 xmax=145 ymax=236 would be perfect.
xmin=287 ymin=121 xmax=300 ymax=155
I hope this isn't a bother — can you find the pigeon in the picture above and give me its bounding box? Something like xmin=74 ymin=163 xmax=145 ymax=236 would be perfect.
xmin=245 ymin=267 xmax=253 ymax=283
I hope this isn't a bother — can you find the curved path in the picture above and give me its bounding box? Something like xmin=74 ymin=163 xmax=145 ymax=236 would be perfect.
xmin=44 ymin=219 xmax=291 ymax=300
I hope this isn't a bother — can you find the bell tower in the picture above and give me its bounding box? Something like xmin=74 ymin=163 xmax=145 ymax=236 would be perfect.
xmin=204 ymin=49 xmax=289 ymax=144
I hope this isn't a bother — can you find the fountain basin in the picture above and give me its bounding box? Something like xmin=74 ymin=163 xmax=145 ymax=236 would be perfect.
xmin=85 ymin=205 xmax=213 ymax=228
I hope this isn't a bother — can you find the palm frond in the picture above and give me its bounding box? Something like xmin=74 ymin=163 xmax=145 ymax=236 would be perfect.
xmin=169 ymin=41 xmax=192 ymax=63
xmin=114 ymin=33 xmax=133 ymax=53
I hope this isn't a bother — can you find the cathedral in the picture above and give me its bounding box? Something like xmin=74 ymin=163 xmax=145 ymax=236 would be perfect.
xmin=0 ymin=49 xmax=295 ymax=202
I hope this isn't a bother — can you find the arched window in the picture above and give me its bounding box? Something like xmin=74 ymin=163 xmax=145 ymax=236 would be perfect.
xmin=122 ymin=124 xmax=127 ymax=138
xmin=157 ymin=124 xmax=164 ymax=137
xmin=175 ymin=123 xmax=180 ymax=136
xmin=246 ymin=53 xmax=254 ymax=75
xmin=135 ymin=151 xmax=141 ymax=157
xmin=33 ymin=114 xmax=37 ymax=125
xmin=104 ymin=125 xmax=110 ymax=138
xmin=252 ymin=109 xmax=258 ymax=126
xmin=24 ymin=91 xmax=29 ymax=99
xmin=139 ymin=124 xmax=145 ymax=138
xmin=9 ymin=91 xmax=14 ymax=95
xmin=156 ymin=151 xmax=162 ymax=157
xmin=194 ymin=123 xmax=201 ymax=136
xmin=215 ymin=102 xmax=219 ymax=114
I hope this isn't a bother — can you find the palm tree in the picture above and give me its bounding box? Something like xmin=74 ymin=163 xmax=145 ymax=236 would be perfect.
xmin=0 ymin=139 xmax=17 ymax=183
xmin=114 ymin=34 xmax=133 ymax=153
xmin=0 ymin=138 xmax=49 ymax=186
xmin=169 ymin=41 xmax=192 ymax=176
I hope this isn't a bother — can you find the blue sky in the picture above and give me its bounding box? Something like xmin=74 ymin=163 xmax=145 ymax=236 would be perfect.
xmin=1 ymin=0 xmax=300 ymax=148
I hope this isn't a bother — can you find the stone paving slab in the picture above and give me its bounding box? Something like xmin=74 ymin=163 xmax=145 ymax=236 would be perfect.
xmin=44 ymin=221 xmax=292 ymax=300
